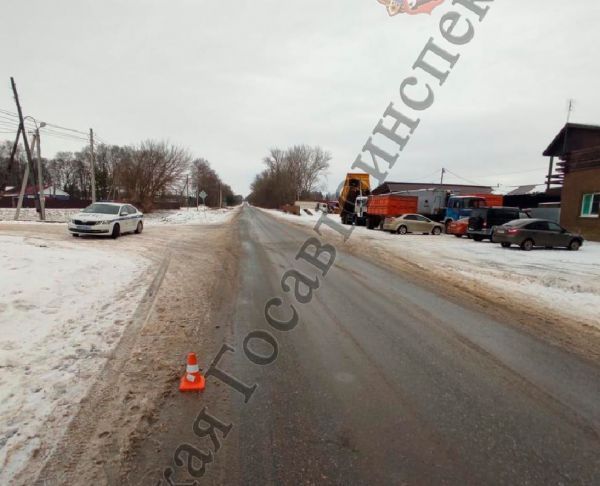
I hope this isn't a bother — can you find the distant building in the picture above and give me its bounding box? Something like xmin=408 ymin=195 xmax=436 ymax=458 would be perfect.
xmin=503 ymin=185 xmax=561 ymax=210
xmin=2 ymin=185 xmax=70 ymax=200
xmin=2 ymin=186 xmax=71 ymax=201
xmin=544 ymin=123 xmax=600 ymax=241
xmin=372 ymin=181 xmax=492 ymax=195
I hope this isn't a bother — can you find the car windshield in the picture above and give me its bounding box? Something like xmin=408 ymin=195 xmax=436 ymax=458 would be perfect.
xmin=82 ymin=203 xmax=120 ymax=215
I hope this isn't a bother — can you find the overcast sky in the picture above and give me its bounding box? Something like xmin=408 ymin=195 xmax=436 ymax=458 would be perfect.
xmin=2 ymin=1 xmax=599 ymax=195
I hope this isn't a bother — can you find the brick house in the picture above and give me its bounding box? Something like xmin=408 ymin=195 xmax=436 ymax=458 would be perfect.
xmin=544 ymin=123 xmax=600 ymax=241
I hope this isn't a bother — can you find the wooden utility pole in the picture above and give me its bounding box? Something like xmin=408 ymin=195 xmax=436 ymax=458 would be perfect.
xmin=89 ymin=128 xmax=96 ymax=202
xmin=35 ymin=126 xmax=46 ymax=220
xmin=11 ymin=77 xmax=38 ymax=219
xmin=15 ymin=133 xmax=37 ymax=220
xmin=219 ymin=183 xmax=222 ymax=208
xmin=186 ymin=174 xmax=189 ymax=209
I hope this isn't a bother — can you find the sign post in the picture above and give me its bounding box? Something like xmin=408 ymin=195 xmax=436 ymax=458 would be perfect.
xmin=198 ymin=190 xmax=208 ymax=220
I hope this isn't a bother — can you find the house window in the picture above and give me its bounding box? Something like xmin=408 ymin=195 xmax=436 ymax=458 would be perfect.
xmin=581 ymin=193 xmax=600 ymax=217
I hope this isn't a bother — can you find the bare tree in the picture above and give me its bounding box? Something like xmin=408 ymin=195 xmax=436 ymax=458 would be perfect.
xmin=248 ymin=145 xmax=331 ymax=208
xmin=118 ymin=141 xmax=191 ymax=210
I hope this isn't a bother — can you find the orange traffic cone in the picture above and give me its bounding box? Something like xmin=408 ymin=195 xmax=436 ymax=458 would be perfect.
xmin=179 ymin=352 xmax=206 ymax=392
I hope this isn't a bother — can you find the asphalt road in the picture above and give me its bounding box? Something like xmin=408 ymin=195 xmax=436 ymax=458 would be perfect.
xmin=129 ymin=206 xmax=600 ymax=485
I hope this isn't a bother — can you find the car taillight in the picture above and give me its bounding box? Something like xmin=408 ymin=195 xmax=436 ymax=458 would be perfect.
xmin=507 ymin=228 xmax=519 ymax=235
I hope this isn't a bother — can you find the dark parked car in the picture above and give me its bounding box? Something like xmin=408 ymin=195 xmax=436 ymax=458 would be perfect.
xmin=468 ymin=207 xmax=527 ymax=241
xmin=492 ymin=219 xmax=583 ymax=251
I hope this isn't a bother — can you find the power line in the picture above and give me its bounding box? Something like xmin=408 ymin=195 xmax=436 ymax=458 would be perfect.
xmin=44 ymin=122 xmax=88 ymax=136
xmin=443 ymin=168 xmax=482 ymax=186
xmin=0 ymin=106 xmax=97 ymax=140
xmin=404 ymin=169 xmax=441 ymax=183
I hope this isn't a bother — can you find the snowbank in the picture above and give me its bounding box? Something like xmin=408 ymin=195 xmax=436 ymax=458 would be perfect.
xmin=144 ymin=207 xmax=237 ymax=225
xmin=0 ymin=208 xmax=81 ymax=223
xmin=0 ymin=207 xmax=238 ymax=226
xmin=262 ymin=209 xmax=600 ymax=328
xmin=0 ymin=235 xmax=149 ymax=480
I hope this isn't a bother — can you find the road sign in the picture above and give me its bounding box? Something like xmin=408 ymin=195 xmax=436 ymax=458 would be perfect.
xmin=199 ymin=190 xmax=207 ymax=201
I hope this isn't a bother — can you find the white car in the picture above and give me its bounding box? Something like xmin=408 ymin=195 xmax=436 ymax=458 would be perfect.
xmin=68 ymin=202 xmax=144 ymax=238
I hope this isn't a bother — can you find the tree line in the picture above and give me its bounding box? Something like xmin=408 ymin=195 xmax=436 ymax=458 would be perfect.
xmin=247 ymin=145 xmax=331 ymax=208
xmin=0 ymin=139 xmax=237 ymax=210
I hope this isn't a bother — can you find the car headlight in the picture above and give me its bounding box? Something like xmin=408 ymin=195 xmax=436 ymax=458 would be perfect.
xmin=99 ymin=220 xmax=110 ymax=225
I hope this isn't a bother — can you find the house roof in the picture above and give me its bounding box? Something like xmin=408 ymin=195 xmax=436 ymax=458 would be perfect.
xmin=2 ymin=185 xmax=70 ymax=197
xmin=543 ymin=123 xmax=600 ymax=156
xmin=372 ymin=181 xmax=492 ymax=195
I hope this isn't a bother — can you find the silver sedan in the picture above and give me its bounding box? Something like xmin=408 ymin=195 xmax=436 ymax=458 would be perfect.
xmin=382 ymin=214 xmax=443 ymax=235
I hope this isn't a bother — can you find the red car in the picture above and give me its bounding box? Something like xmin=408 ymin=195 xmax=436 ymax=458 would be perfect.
xmin=447 ymin=217 xmax=469 ymax=238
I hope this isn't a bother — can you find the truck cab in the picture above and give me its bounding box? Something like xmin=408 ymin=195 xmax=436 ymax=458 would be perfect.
xmin=444 ymin=196 xmax=486 ymax=231
xmin=339 ymin=173 xmax=371 ymax=225
xmin=355 ymin=196 xmax=369 ymax=223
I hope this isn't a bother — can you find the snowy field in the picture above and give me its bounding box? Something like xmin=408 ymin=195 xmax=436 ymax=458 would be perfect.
xmin=0 ymin=235 xmax=149 ymax=481
xmin=144 ymin=207 xmax=237 ymax=225
xmin=0 ymin=207 xmax=237 ymax=226
xmin=0 ymin=205 xmax=237 ymax=479
xmin=262 ymin=208 xmax=600 ymax=328
xmin=0 ymin=208 xmax=79 ymax=223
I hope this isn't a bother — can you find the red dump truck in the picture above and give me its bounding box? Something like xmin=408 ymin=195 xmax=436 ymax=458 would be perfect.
xmin=356 ymin=194 xmax=418 ymax=229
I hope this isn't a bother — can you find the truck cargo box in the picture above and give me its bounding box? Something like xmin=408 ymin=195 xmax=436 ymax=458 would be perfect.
xmin=367 ymin=194 xmax=418 ymax=217
xmin=475 ymin=193 xmax=504 ymax=207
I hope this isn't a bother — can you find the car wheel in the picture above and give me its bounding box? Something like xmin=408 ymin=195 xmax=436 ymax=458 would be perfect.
xmin=568 ymin=239 xmax=581 ymax=251
xmin=520 ymin=239 xmax=534 ymax=251
xmin=501 ymin=242 xmax=511 ymax=248
xmin=135 ymin=221 xmax=143 ymax=234
xmin=397 ymin=225 xmax=408 ymax=235
xmin=72 ymin=233 xmax=79 ymax=237
xmin=454 ymin=234 xmax=462 ymax=238
xmin=432 ymin=226 xmax=442 ymax=235
xmin=111 ymin=223 xmax=121 ymax=239
xmin=473 ymin=236 xmax=483 ymax=242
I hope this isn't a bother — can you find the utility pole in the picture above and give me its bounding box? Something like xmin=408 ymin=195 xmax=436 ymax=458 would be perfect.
xmin=35 ymin=126 xmax=46 ymax=220
xmin=219 ymin=183 xmax=222 ymax=208
xmin=440 ymin=167 xmax=445 ymax=187
xmin=15 ymin=133 xmax=36 ymax=220
xmin=11 ymin=77 xmax=38 ymax=220
xmin=186 ymin=174 xmax=189 ymax=210
xmin=89 ymin=128 xmax=96 ymax=203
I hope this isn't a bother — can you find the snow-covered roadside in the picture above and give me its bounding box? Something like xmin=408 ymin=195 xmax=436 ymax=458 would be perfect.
xmin=0 ymin=207 xmax=238 ymax=226
xmin=144 ymin=207 xmax=237 ymax=225
xmin=0 ymin=235 xmax=150 ymax=481
xmin=0 ymin=208 xmax=80 ymax=223
xmin=261 ymin=208 xmax=600 ymax=329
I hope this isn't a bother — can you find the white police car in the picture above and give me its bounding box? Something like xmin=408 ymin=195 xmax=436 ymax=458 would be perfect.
xmin=68 ymin=202 xmax=143 ymax=238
